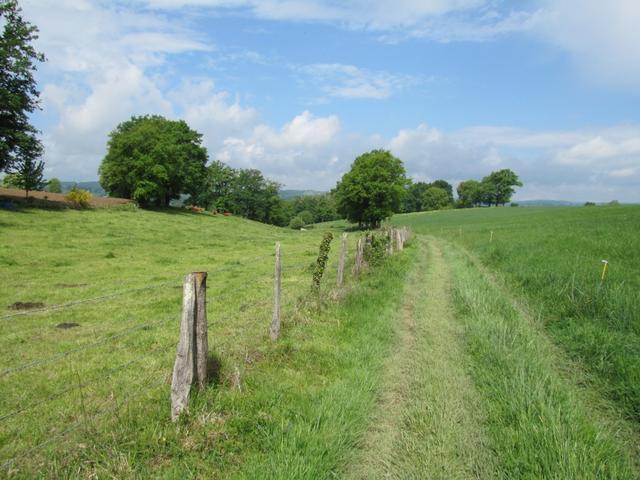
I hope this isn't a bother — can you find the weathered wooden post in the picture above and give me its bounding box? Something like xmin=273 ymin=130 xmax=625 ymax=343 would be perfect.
xmin=396 ymin=229 xmax=403 ymax=252
xmin=171 ymin=271 xmax=208 ymax=421
xmin=336 ymin=233 xmax=347 ymax=287
xmin=387 ymin=228 xmax=394 ymax=255
xmin=270 ymin=241 xmax=281 ymax=340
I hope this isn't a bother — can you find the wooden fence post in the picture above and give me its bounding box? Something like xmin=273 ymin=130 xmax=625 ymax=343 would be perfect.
xmin=336 ymin=233 xmax=347 ymax=287
xmin=270 ymin=241 xmax=281 ymax=340
xmin=387 ymin=228 xmax=394 ymax=255
xmin=171 ymin=271 xmax=208 ymax=421
xmin=194 ymin=272 xmax=208 ymax=389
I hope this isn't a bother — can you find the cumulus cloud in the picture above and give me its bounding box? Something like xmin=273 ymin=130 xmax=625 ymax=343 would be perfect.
xmin=385 ymin=123 xmax=640 ymax=202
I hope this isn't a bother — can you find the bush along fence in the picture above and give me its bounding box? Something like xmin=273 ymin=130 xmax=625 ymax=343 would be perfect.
xmin=0 ymin=226 xmax=411 ymax=470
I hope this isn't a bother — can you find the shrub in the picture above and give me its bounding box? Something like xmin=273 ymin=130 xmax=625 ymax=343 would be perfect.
xmin=65 ymin=187 xmax=92 ymax=208
xmin=289 ymin=215 xmax=305 ymax=230
xmin=312 ymin=232 xmax=333 ymax=291
xmin=510 ymin=202 xmax=519 ymax=207
xmin=584 ymin=202 xmax=596 ymax=207
xmin=363 ymin=232 xmax=389 ymax=266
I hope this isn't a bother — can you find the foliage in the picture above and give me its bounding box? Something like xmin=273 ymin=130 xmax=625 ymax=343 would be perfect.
xmin=312 ymin=232 xmax=333 ymax=291
xmin=430 ymin=179 xmax=454 ymax=204
xmin=1 ymin=172 xmax=20 ymax=188
xmin=0 ymin=0 xmax=45 ymax=174
xmin=289 ymin=215 xmax=305 ymax=229
xmin=334 ymin=149 xmax=407 ymax=229
xmin=282 ymin=193 xmax=340 ymax=225
xmin=481 ymin=168 xmax=522 ymax=206
xmin=99 ymin=115 xmax=208 ymax=207
xmin=403 ymin=181 xmax=430 ymax=212
xmin=363 ymin=232 xmax=389 ymax=266
xmin=584 ymin=202 xmax=596 ymax=207
xmin=46 ymin=177 xmax=62 ymax=193
xmin=228 ymin=169 xmax=284 ymax=224
xmin=65 ymin=186 xmax=92 ymax=208
xmin=422 ymin=186 xmax=450 ymax=211
xmin=10 ymin=153 xmax=45 ymax=197
xmin=457 ymin=170 xmax=522 ymax=208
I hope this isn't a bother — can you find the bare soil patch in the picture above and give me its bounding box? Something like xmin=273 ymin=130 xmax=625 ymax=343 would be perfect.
xmin=0 ymin=187 xmax=131 ymax=208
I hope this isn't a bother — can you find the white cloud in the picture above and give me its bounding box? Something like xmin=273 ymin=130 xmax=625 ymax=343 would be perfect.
xmin=384 ymin=123 xmax=640 ymax=202
xmin=299 ymin=64 xmax=425 ymax=99
xmin=533 ymin=0 xmax=640 ymax=87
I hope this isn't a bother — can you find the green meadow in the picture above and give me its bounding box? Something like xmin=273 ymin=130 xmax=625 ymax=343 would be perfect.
xmin=1 ymin=203 xmax=639 ymax=478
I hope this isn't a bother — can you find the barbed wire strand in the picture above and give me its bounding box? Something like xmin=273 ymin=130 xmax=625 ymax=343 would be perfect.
xmin=0 ymin=252 xmax=284 ymax=321
xmin=0 ymin=341 xmax=174 ymax=424
xmin=0 ymin=314 xmax=175 ymax=379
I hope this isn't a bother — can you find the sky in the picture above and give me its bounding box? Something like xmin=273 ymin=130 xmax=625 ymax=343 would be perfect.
xmin=20 ymin=0 xmax=640 ymax=202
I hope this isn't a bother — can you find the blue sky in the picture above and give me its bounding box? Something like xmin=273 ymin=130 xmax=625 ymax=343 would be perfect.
xmin=22 ymin=0 xmax=640 ymax=201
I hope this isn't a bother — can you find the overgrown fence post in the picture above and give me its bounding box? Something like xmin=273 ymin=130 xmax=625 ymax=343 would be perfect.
xmin=270 ymin=241 xmax=282 ymax=340
xmin=171 ymin=271 xmax=208 ymax=421
xmin=336 ymin=233 xmax=347 ymax=287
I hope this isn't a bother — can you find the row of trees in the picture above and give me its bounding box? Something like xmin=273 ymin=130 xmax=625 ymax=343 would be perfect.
xmin=457 ymin=169 xmax=523 ymax=207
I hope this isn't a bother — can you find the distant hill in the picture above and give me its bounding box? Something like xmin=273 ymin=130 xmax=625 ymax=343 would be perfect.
xmin=60 ymin=181 xmax=106 ymax=197
xmin=279 ymin=189 xmax=326 ymax=200
xmin=514 ymin=200 xmax=582 ymax=207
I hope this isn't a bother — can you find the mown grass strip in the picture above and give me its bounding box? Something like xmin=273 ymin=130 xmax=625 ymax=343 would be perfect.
xmin=346 ymin=237 xmax=497 ymax=479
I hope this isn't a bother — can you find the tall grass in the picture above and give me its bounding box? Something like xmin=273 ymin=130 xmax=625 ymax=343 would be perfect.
xmin=393 ymin=205 xmax=640 ymax=423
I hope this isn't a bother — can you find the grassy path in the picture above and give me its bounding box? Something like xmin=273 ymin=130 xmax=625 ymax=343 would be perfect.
xmin=346 ymin=237 xmax=497 ymax=479
xmin=346 ymin=235 xmax=639 ymax=479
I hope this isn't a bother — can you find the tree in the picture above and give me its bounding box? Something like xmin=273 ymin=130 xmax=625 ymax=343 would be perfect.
xmin=403 ymin=181 xmax=430 ymax=212
xmin=422 ymin=186 xmax=450 ymax=211
xmin=430 ymin=179 xmax=454 ymax=205
xmin=228 ymin=168 xmax=283 ymax=224
xmin=46 ymin=177 xmax=62 ymax=193
xmin=12 ymin=152 xmax=44 ymax=197
xmin=334 ymin=149 xmax=407 ymax=229
xmin=456 ymin=180 xmax=481 ymax=208
xmin=1 ymin=0 xmax=45 ymax=173
xmin=482 ymin=169 xmax=522 ymax=206
xmin=99 ymin=115 xmax=208 ymax=207
xmin=191 ymin=160 xmax=236 ymax=211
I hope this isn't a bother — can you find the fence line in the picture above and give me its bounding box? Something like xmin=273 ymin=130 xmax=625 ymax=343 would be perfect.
xmin=1 ymin=228 xmax=412 ymax=468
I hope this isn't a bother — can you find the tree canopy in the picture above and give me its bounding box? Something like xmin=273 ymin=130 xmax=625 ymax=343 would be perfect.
xmin=422 ymin=186 xmax=450 ymax=211
xmin=99 ymin=115 xmax=208 ymax=207
xmin=0 ymin=0 xmax=45 ymax=173
xmin=334 ymin=149 xmax=407 ymax=228
xmin=482 ymin=168 xmax=523 ymax=206
xmin=457 ymin=169 xmax=523 ymax=208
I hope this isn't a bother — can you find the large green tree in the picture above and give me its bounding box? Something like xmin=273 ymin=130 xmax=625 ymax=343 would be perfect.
xmin=482 ymin=168 xmax=523 ymax=206
xmin=334 ymin=149 xmax=407 ymax=229
xmin=99 ymin=115 xmax=208 ymax=207
xmin=0 ymin=0 xmax=45 ymax=173
xmin=430 ymin=179 xmax=454 ymax=205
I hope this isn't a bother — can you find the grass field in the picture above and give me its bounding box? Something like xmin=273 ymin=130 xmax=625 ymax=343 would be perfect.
xmin=2 ymin=203 xmax=639 ymax=478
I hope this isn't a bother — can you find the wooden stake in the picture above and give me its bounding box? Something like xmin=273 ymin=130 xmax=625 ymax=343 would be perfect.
xmin=336 ymin=233 xmax=347 ymax=287
xmin=194 ymin=272 xmax=208 ymax=390
xmin=171 ymin=273 xmax=197 ymax=421
xmin=270 ymin=241 xmax=281 ymax=340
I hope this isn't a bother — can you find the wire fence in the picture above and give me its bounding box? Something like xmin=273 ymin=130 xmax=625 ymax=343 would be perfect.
xmin=0 ymin=229 xmax=410 ymax=473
